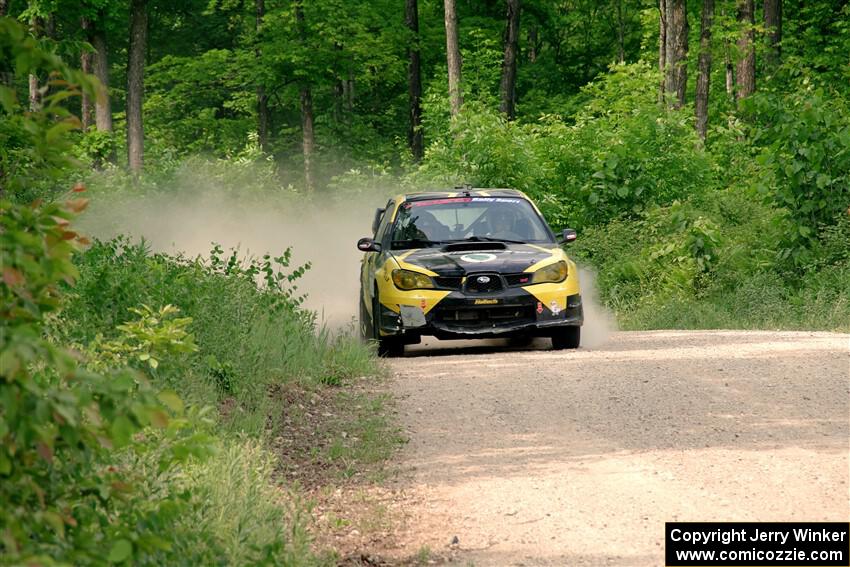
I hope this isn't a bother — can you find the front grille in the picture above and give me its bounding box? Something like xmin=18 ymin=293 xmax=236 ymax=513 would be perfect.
xmin=465 ymin=273 xmax=504 ymax=293
xmin=433 ymin=304 xmax=536 ymax=329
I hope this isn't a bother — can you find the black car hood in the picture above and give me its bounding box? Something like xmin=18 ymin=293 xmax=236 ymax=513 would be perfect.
xmin=395 ymin=242 xmax=557 ymax=276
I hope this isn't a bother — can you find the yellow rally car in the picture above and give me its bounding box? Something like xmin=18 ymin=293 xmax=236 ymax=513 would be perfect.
xmin=357 ymin=188 xmax=583 ymax=356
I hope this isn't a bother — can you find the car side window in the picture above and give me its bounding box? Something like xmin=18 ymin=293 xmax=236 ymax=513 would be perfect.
xmin=375 ymin=200 xmax=395 ymax=246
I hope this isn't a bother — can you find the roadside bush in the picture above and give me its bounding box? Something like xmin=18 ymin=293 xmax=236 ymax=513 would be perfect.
xmin=0 ymin=196 xmax=221 ymax=564
xmin=415 ymin=63 xmax=716 ymax=232
xmin=56 ymin=237 xmax=374 ymax=426
xmin=748 ymin=84 xmax=850 ymax=266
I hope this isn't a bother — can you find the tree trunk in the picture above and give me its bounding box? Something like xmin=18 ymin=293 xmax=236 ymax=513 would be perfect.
xmin=300 ymin=88 xmax=315 ymax=192
xmin=724 ymin=41 xmax=734 ymax=97
xmin=92 ymin=11 xmax=113 ymax=134
xmin=764 ymin=0 xmax=781 ymax=69
xmin=28 ymin=17 xmax=42 ymax=111
xmin=695 ymin=0 xmax=714 ymax=140
xmin=615 ymin=0 xmax=625 ymax=64
xmin=406 ymin=0 xmax=424 ymax=161
xmin=444 ymin=0 xmax=462 ymax=117
xmin=295 ymin=0 xmax=314 ymax=192
xmin=498 ymin=0 xmax=520 ymax=119
xmin=528 ymin=23 xmax=538 ymax=62
xmin=345 ymin=70 xmax=354 ymax=112
xmin=664 ymin=0 xmax=688 ymax=108
xmin=735 ymin=0 xmax=755 ymax=100
xmin=80 ymin=17 xmax=94 ymax=132
xmin=0 ymin=0 xmax=10 ymax=85
xmin=28 ymin=74 xmax=40 ymax=111
xmin=333 ymin=43 xmax=343 ymax=121
xmin=256 ymin=0 xmax=269 ymax=152
xmin=658 ymin=0 xmax=666 ymax=102
xmin=127 ymin=0 xmax=147 ymax=174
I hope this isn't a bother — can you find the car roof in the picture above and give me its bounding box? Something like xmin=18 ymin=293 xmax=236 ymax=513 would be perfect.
xmin=394 ymin=188 xmax=529 ymax=203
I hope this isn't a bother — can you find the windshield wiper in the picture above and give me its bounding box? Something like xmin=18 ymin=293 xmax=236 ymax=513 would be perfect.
xmin=391 ymin=238 xmax=447 ymax=248
xmin=453 ymin=236 xmax=528 ymax=245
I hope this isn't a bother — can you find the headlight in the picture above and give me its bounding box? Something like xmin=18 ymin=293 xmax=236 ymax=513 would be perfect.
xmin=531 ymin=260 xmax=568 ymax=284
xmin=392 ymin=269 xmax=435 ymax=290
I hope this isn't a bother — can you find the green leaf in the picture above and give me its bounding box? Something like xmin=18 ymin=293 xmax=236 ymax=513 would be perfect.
xmin=43 ymin=511 xmax=65 ymax=538
xmin=110 ymin=416 xmax=135 ymax=448
xmin=0 ymin=86 xmax=16 ymax=112
xmin=158 ymin=390 xmax=184 ymax=415
xmin=0 ymin=451 xmax=11 ymax=475
xmin=108 ymin=539 xmax=133 ymax=563
xmin=45 ymin=120 xmax=78 ymax=143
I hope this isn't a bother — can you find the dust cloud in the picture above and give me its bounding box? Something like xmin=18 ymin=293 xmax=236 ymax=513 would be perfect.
xmin=577 ymin=268 xmax=618 ymax=347
xmin=79 ymin=184 xmax=391 ymax=330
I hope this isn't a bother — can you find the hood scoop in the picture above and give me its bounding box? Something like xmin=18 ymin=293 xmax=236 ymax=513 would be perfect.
xmin=442 ymin=242 xmax=507 ymax=252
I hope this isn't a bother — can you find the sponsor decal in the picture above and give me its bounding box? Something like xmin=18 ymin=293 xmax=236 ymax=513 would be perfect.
xmin=460 ymin=253 xmax=497 ymax=263
xmin=536 ymin=302 xmax=544 ymax=314
xmin=407 ymin=198 xmax=472 ymax=207
xmin=474 ymin=299 xmax=499 ymax=305
xmin=550 ymin=300 xmax=561 ymax=315
xmin=468 ymin=197 xmax=523 ymax=203
xmin=420 ymin=299 xmax=427 ymax=309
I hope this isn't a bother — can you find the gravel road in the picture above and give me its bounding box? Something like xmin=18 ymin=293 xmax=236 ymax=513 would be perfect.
xmin=386 ymin=331 xmax=850 ymax=566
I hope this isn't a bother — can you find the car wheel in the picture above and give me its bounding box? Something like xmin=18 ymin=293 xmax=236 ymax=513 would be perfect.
xmin=358 ymin=289 xmax=371 ymax=341
xmin=372 ymin=291 xmax=404 ymax=357
xmin=551 ymin=326 xmax=580 ymax=350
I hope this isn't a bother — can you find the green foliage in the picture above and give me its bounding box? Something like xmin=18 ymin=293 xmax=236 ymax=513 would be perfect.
xmin=417 ymin=63 xmax=715 ymax=230
xmin=749 ymin=84 xmax=850 ymax=265
xmin=1 ymin=17 xmax=369 ymax=564
xmin=59 ymin=236 xmax=374 ymax=429
xmin=0 ymin=196 xmax=215 ymax=564
xmin=144 ymin=50 xmax=255 ymax=156
xmin=84 ymin=305 xmax=198 ymax=373
xmin=74 ymin=129 xmax=117 ymax=168
xmin=0 ymin=17 xmax=98 ymax=201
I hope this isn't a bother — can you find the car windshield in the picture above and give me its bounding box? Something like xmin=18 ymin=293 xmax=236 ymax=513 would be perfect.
xmin=390 ymin=197 xmax=553 ymax=249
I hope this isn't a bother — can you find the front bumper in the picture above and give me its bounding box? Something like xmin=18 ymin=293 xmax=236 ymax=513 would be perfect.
xmin=377 ymin=288 xmax=583 ymax=340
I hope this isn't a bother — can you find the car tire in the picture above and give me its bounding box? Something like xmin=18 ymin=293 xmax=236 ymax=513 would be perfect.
xmin=551 ymin=326 xmax=580 ymax=350
xmin=358 ymin=290 xmax=371 ymax=341
xmin=372 ymin=291 xmax=404 ymax=357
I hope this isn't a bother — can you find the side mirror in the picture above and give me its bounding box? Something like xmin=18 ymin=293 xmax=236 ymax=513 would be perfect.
xmin=559 ymin=228 xmax=577 ymax=244
xmin=357 ymin=237 xmax=382 ymax=252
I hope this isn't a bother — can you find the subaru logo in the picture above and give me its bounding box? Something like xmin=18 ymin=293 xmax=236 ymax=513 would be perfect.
xmin=476 ymin=276 xmax=491 ymax=284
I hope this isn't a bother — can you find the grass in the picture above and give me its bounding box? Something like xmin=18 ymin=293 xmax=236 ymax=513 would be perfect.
xmin=616 ymin=267 xmax=850 ymax=332
xmin=47 ymin=236 xmax=391 ymax=565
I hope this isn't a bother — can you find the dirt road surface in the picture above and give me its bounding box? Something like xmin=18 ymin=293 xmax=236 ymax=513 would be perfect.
xmin=386 ymin=331 xmax=850 ymax=566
